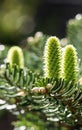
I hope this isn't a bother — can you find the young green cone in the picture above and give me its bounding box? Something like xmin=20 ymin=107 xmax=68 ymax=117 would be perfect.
xmin=43 ymin=36 xmax=61 ymax=79
xmin=7 ymin=46 xmax=24 ymax=68
xmin=63 ymin=45 xmax=78 ymax=83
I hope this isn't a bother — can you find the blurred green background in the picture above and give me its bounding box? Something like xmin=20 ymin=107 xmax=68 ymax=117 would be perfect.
xmin=0 ymin=0 xmax=82 ymax=45
xmin=0 ymin=0 xmax=39 ymax=45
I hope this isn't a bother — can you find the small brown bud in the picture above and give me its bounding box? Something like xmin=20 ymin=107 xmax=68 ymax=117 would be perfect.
xmin=31 ymin=87 xmax=46 ymax=94
xmin=39 ymin=87 xmax=46 ymax=94
xmin=31 ymin=87 xmax=39 ymax=93
xmin=46 ymin=83 xmax=52 ymax=91
xmin=17 ymin=91 xmax=25 ymax=96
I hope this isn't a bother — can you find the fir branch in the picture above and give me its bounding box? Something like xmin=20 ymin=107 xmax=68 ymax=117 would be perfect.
xmin=0 ymin=35 xmax=82 ymax=129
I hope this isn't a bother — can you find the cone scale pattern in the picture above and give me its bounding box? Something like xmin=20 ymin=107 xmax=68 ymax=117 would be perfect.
xmin=43 ymin=36 xmax=61 ymax=79
xmin=63 ymin=45 xmax=78 ymax=83
xmin=7 ymin=46 xmax=24 ymax=68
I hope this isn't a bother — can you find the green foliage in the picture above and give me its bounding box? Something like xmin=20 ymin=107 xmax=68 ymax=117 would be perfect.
xmin=13 ymin=113 xmax=46 ymax=130
xmin=24 ymin=32 xmax=48 ymax=74
xmin=0 ymin=35 xmax=82 ymax=130
xmin=67 ymin=14 xmax=82 ymax=61
xmin=63 ymin=45 xmax=78 ymax=83
xmin=43 ymin=36 xmax=61 ymax=78
xmin=0 ymin=63 xmax=82 ymax=129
